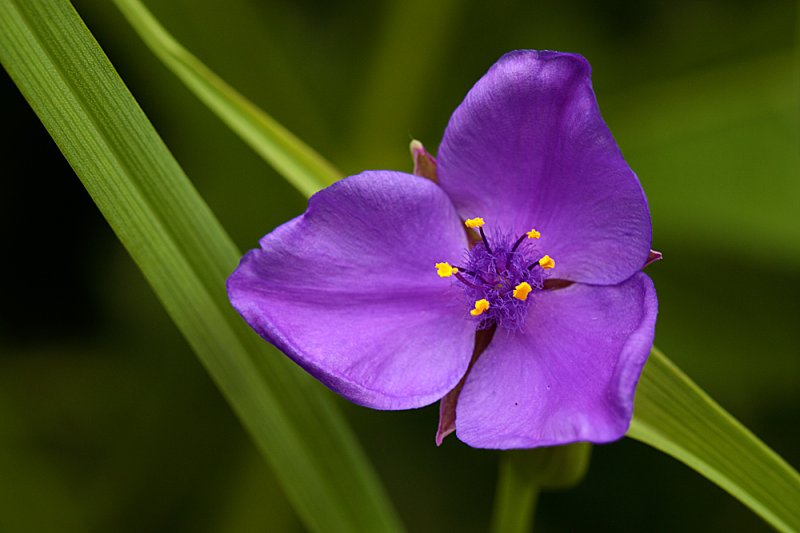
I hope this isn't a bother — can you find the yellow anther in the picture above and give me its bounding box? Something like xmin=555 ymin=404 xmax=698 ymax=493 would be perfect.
xmin=513 ymin=282 xmax=532 ymax=301
xmin=526 ymin=228 xmax=541 ymax=239
xmin=435 ymin=262 xmax=458 ymax=278
xmin=470 ymin=299 xmax=490 ymax=316
xmin=464 ymin=217 xmax=485 ymax=229
xmin=538 ymin=255 xmax=555 ymax=270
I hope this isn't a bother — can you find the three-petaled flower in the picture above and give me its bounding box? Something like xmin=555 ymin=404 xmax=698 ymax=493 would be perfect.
xmin=227 ymin=50 xmax=658 ymax=449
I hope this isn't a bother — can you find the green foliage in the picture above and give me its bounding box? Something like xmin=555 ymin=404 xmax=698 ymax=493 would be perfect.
xmin=0 ymin=398 xmax=88 ymax=533
xmin=490 ymin=444 xmax=592 ymax=533
xmin=0 ymin=2 xmax=400 ymax=532
xmin=630 ymin=348 xmax=800 ymax=533
xmin=1 ymin=0 xmax=798 ymax=531
xmin=113 ymin=3 xmax=800 ymax=530
xmin=113 ymin=0 xmax=341 ymax=197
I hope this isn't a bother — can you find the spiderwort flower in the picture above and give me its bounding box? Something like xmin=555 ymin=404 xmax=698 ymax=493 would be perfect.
xmin=227 ymin=50 xmax=658 ymax=449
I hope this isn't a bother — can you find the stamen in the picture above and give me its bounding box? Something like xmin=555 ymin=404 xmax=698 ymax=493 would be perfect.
xmin=453 ymin=225 xmax=548 ymax=329
xmin=512 ymin=282 xmax=532 ymax=301
xmin=435 ymin=262 xmax=458 ymax=278
xmin=451 ymin=265 xmax=474 ymax=276
xmin=478 ymin=227 xmax=492 ymax=254
xmin=470 ymin=299 xmax=490 ymax=316
xmin=510 ymin=234 xmax=526 ymax=252
xmin=511 ymin=228 xmax=542 ymax=252
xmin=464 ymin=217 xmax=492 ymax=253
xmin=464 ymin=218 xmax=485 ymax=228
xmin=455 ymin=272 xmax=481 ymax=289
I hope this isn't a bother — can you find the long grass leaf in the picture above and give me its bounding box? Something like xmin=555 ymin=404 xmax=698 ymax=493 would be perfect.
xmin=0 ymin=2 xmax=402 ymax=531
xmin=113 ymin=0 xmax=341 ymax=197
xmin=630 ymin=348 xmax=800 ymax=532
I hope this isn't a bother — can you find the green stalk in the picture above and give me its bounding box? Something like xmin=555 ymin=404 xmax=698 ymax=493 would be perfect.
xmin=490 ymin=444 xmax=591 ymax=533
xmin=490 ymin=455 xmax=541 ymax=533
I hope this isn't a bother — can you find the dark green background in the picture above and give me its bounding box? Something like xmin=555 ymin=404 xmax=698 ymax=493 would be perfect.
xmin=1 ymin=0 xmax=798 ymax=531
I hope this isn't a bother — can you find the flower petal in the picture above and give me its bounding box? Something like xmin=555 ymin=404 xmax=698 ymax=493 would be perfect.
xmin=227 ymin=171 xmax=474 ymax=409
xmin=455 ymin=273 xmax=657 ymax=449
xmin=437 ymin=50 xmax=651 ymax=285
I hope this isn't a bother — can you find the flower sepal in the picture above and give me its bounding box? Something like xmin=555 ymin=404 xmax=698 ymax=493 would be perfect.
xmin=410 ymin=139 xmax=437 ymax=182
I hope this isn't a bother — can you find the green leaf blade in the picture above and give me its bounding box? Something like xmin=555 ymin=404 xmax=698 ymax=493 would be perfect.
xmin=112 ymin=0 xmax=342 ymax=198
xmin=0 ymin=2 xmax=401 ymax=532
xmin=630 ymin=348 xmax=800 ymax=533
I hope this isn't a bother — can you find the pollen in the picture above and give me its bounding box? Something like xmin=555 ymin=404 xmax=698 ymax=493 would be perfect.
xmin=470 ymin=299 xmax=490 ymax=316
xmin=526 ymin=228 xmax=541 ymax=239
xmin=464 ymin=217 xmax=485 ymax=229
xmin=512 ymin=282 xmax=532 ymax=301
xmin=435 ymin=262 xmax=458 ymax=278
xmin=538 ymin=255 xmax=555 ymax=270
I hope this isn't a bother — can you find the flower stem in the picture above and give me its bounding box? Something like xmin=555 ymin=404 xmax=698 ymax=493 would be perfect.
xmin=490 ymin=444 xmax=592 ymax=533
xmin=490 ymin=454 xmax=541 ymax=533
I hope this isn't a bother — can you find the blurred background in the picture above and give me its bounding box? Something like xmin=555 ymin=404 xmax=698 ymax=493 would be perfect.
xmin=1 ymin=0 xmax=798 ymax=531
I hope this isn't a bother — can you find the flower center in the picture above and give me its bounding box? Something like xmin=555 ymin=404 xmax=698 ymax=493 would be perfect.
xmin=436 ymin=217 xmax=555 ymax=330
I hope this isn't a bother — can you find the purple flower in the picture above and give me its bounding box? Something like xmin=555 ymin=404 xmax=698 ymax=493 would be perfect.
xmin=227 ymin=50 xmax=658 ymax=449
